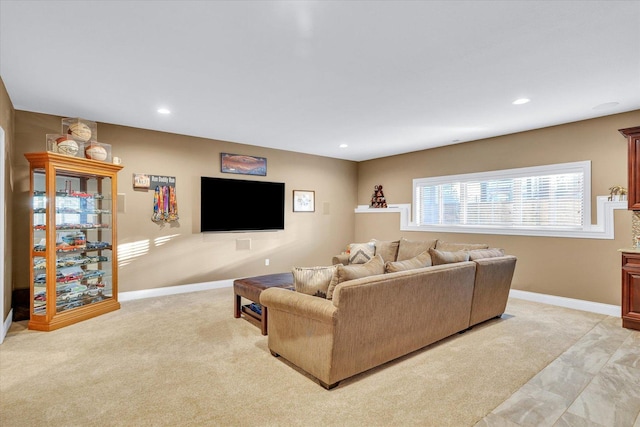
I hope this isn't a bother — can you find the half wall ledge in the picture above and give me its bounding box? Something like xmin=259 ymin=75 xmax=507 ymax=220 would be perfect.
xmin=354 ymin=196 xmax=627 ymax=240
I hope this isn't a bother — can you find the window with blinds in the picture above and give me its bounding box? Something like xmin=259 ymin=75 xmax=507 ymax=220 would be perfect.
xmin=413 ymin=161 xmax=590 ymax=231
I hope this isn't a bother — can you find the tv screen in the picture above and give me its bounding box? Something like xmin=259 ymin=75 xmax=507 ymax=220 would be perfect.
xmin=200 ymin=176 xmax=285 ymax=232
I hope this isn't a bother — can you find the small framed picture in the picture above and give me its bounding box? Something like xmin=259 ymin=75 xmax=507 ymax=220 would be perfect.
xmin=293 ymin=190 xmax=315 ymax=212
xmin=133 ymin=173 xmax=150 ymax=189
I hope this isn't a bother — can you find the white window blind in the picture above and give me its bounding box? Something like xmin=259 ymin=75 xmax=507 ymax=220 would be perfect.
xmin=414 ymin=162 xmax=590 ymax=230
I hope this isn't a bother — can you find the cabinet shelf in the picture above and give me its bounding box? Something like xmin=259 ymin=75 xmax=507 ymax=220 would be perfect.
xmin=34 ymin=225 xmax=111 ymax=231
xmin=33 ymin=243 xmax=113 ymax=253
xmin=26 ymin=151 xmax=122 ymax=331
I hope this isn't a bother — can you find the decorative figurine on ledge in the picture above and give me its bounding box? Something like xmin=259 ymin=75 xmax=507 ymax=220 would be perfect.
xmin=608 ymin=185 xmax=628 ymax=201
xmin=370 ymin=184 xmax=388 ymax=208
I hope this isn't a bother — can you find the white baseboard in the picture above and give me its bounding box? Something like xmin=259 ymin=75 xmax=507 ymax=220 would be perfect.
xmin=509 ymin=289 xmax=620 ymax=317
xmin=119 ymin=279 xmax=234 ymax=302
xmin=0 ymin=282 xmax=616 ymax=345
xmin=1 ymin=308 xmax=13 ymax=344
xmin=119 ymin=279 xmax=620 ymax=318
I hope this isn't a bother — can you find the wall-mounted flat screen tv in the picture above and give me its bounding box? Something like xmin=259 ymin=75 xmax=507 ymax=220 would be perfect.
xmin=200 ymin=176 xmax=285 ymax=232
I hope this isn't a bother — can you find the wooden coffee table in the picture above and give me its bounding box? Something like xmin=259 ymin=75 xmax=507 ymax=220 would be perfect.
xmin=233 ymin=272 xmax=294 ymax=335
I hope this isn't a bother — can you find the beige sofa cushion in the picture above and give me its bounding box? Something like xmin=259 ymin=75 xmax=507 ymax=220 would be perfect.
xmin=384 ymin=250 xmax=432 ymax=273
xmin=397 ymin=238 xmax=437 ymax=261
xmin=292 ymin=265 xmax=339 ymax=299
xmin=467 ymin=248 xmax=505 ymax=260
xmin=328 ymin=254 xmax=385 ymax=299
xmin=429 ymin=248 xmax=470 ymax=265
xmin=371 ymin=239 xmax=400 ymax=263
xmin=348 ymin=242 xmax=376 ymax=264
xmin=435 ymin=241 xmax=489 ymax=251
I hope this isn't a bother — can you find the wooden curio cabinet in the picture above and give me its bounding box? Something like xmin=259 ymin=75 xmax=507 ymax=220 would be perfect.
xmin=25 ymin=152 xmax=123 ymax=331
xmin=621 ymin=252 xmax=640 ymax=331
xmin=619 ymin=126 xmax=640 ymax=210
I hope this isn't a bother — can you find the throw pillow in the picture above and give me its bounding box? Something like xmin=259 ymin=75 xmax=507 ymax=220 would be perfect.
xmin=429 ymin=248 xmax=470 ymax=265
xmin=397 ymin=238 xmax=438 ymax=261
xmin=384 ymin=250 xmax=432 ymax=273
xmin=327 ymin=254 xmax=385 ymax=299
xmin=435 ymin=241 xmax=489 ymax=251
xmin=348 ymin=242 xmax=376 ymax=264
xmin=467 ymin=248 xmax=505 ymax=260
xmin=292 ymin=265 xmax=339 ymax=299
xmin=371 ymin=239 xmax=400 ymax=263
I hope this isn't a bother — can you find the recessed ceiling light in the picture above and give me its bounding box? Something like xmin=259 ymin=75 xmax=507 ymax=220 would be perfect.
xmin=512 ymin=98 xmax=530 ymax=105
xmin=592 ymin=102 xmax=619 ymax=110
xmin=339 ymin=143 xmax=348 ymax=148
xmin=157 ymin=108 xmax=171 ymax=114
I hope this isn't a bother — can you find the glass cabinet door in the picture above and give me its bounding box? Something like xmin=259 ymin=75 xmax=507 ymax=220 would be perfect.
xmin=32 ymin=169 xmax=115 ymax=315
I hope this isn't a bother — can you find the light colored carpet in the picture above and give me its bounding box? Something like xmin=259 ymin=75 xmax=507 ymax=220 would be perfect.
xmin=0 ymin=287 xmax=607 ymax=426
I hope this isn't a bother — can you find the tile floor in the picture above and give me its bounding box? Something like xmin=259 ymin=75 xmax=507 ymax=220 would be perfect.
xmin=476 ymin=316 xmax=640 ymax=427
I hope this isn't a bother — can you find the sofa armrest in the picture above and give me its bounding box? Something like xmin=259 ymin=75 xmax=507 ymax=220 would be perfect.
xmin=332 ymin=253 xmax=349 ymax=265
xmin=260 ymin=287 xmax=337 ymax=325
xmin=260 ymin=287 xmax=338 ymax=385
xmin=469 ymin=255 xmax=517 ymax=327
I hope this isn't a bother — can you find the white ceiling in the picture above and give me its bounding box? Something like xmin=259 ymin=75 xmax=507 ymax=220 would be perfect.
xmin=1 ymin=1 xmax=639 ymax=162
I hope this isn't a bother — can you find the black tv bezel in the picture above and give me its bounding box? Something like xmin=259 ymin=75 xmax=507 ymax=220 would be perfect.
xmin=200 ymin=176 xmax=285 ymax=232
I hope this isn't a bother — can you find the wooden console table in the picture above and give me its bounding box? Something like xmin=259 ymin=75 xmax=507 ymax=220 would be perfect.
xmin=233 ymin=272 xmax=294 ymax=335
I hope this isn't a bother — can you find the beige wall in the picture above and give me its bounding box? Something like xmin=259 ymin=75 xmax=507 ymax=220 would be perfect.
xmin=0 ymin=77 xmax=15 ymax=321
xmin=12 ymin=112 xmax=357 ymax=292
xmin=7 ymin=100 xmax=640 ymax=308
xmin=356 ymin=111 xmax=640 ymax=306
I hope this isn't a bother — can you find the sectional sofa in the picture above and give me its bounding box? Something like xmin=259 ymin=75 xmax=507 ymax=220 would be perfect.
xmin=259 ymin=238 xmax=517 ymax=389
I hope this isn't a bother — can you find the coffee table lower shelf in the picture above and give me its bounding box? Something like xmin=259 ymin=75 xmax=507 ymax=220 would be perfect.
xmin=233 ymin=272 xmax=294 ymax=335
xmin=241 ymin=304 xmax=262 ymax=324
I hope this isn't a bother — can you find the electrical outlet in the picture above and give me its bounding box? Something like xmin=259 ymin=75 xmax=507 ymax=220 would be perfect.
xmin=265 ymin=258 xmax=270 ymax=266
